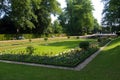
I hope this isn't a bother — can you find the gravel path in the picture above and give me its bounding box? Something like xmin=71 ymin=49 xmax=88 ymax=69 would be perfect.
xmin=0 ymin=41 xmax=111 ymax=71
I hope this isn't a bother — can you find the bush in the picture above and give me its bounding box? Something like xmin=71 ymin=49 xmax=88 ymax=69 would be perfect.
xmin=26 ymin=46 xmax=34 ymax=55
xmin=76 ymin=36 xmax=80 ymax=39
xmin=0 ymin=34 xmax=41 ymax=41
xmin=29 ymin=39 xmax=32 ymax=42
xmin=44 ymin=37 xmax=48 ymax=41
xmin=98 ymin=37 xmax=111 ymax=47
xmin=67 ymin=36 xmax=70 ymax=39
xmin=79 ymin=41 xmax=90 ymax=50
xmin=97 ymin=38 xmax=102 ymax=42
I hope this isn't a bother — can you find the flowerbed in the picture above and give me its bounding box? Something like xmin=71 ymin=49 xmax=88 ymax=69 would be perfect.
xmin=0 ymin=36 xmax=113 ymax=67
xmin=0 ymin=47 xmax=98 ymax=67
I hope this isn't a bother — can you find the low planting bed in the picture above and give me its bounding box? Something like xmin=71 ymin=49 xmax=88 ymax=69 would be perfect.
xmin=0 ymin=37 xmax=113 ymax=67
xmin=0 ymin=47 xmax=98 ymax=67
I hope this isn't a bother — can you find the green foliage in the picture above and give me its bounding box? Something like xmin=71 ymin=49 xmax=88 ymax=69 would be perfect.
xmin=0 ymin=38 xmax=95 ymax=56
xmin=76 ymin=36 xmax=80 ymax=39
xmin=97 ymin=38 xmax=102 ymax=42
xmin=26 ymin=46 xmax=34 ymax=55
xmin=0 ymin=0 xmax=62 ymax=34
xmin=0 ymin=47 xmax=98 ymax=67
xmin=11 ymin=0 xmax=37 ymax=29
xmin=53 ymin=20 xmax=63 ymax=34
xmin=29 ymin=39 xmax=32 ymax=42
xmin=98 ymin=37 xmax=112 ymax=47
xmin=44 ymin=37 xmax=48 ymax=41
xmin=67 ymin=36 xmax=70 ymax=39
xmin=59 ymin=0 xmax=94 ymax=35
xmin=79 ymin=41 xmax=90 ymax=50
xmin=102 ymin=0 xmax=120 ymax=28
xmin=0 ymin=34 xmax=5 ymax=40
xmin=0 ymin=34 xmax=41 ymax=40
xmin=93 ymin=19 xmax=101 ymax=33
xmin=0 ymin=38 xmax=120 ymax=80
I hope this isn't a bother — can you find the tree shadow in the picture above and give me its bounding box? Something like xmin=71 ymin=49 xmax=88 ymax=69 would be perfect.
xmin=41 ymin=40 xmax=80 ymax=49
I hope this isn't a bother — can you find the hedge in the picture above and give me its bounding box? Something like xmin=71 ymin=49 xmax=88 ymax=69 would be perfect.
xmin=0 ymin=34 xmax=41 ymax=40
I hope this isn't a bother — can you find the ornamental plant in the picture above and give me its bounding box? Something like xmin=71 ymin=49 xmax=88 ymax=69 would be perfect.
xmin=79 ymin=41 xmax=90 ymax=50
xmin=26 ymin=46 xmax=34 ymax=55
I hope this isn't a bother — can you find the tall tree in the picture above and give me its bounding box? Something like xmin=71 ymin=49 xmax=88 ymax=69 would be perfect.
xmin=102 ymin=0 xmax=120 ymax=31
xmin=0 ymin=0 xmax=61 ymax=34
xmin=93 ymin=19 xmax=101 ymax=33
xmin=59 ymin=0 xmax=94 ymax=35
xmin=53 ymin=20 xmax=63 ymax=34
xmin=31 ymin=0 xmax=61 ymax=34
xmin=11 ymin=0 xmax=38 ymax=31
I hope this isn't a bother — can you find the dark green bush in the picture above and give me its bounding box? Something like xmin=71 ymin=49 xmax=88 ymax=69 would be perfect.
xmin=79 ymin=41 xmax=90 ymax=50
xmin=44 ymin=37 xmax=48 ymax=41
xmin=67 ymin=36 xmax=70 ymax=39
xmin=97 ymin=38 xmax=102 ymax=42
xmin=76 ymin=36 xmax=80 ymax=39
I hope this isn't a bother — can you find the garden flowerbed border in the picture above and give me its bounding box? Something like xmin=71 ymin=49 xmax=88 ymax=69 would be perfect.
xmin=0 ymin=40 xmax=112 ymax=71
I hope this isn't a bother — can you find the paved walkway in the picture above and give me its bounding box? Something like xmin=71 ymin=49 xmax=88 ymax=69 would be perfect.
xmin=0 ymin=41 xmax=111 ymax=71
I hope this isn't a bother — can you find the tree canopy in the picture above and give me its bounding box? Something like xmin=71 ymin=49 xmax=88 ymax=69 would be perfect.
xmin=58 ymin=0 xmax=95 ymax=35
xmin=102 ymin=0 xmax=120 ymax=30
xmin=0 ymin=0 xmax=101 ymax=35
xmin=0 ymin=0 xmax=61 ymax=34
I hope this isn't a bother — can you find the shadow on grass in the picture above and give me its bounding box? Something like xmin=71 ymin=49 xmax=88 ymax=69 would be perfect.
xmin=38 ymin=39 xmax=96 ymax=50
xmin=41 ymin=41 xmax=80 ymax=49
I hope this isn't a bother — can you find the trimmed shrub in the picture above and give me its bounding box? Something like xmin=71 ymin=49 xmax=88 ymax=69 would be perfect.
xmin=76 ymin=36 xmax=80 ymax=39
xmin=67 ymin=36 xmax=70 ymax=39
xmin=44 ymin=37 xmax=48 ymax=41
xmin=97 ymin=38 xmax=102 ymax=42
xmin=79 ymin=41 xmax=90 ymax=50
xmin=26 ymin=46 xmax=34 ymax=55
xmin=29 ymin=39 xmax=32 ymax=42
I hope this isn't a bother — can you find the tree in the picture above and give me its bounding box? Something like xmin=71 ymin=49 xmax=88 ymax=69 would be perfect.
xmin=59 ymin=0 xmax=94 ymax=35
xmin=0 ymin=0 xmax=61 ymax=34
xmin=10 ymin=0 xmax=37 ymax=32
xmin=92 ymin=19 xmax=101 ymax=33
xmin=31 ymin=0 xmax=61 ymax=34
xmin=102 ymin=0 xmax=120 ymax=32
xmin=53 ymin=20 xmax=63 ymax=34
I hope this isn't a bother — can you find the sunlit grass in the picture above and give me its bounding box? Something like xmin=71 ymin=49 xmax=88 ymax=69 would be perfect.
xmin=0 ymin=38 xmax=96 ymax=56
xmin=0 ymin=37 xmax=120 ymax=80
xmin=104 ymin=37 xmax=120 ymax=51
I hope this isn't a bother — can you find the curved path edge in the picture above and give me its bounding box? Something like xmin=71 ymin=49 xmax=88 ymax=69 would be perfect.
xmin=0 ymin=41 xmax=112 ymax=71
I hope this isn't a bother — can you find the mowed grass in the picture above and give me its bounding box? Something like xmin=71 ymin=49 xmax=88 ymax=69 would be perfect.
xmin=0 ymin=38 xmax=120 ymax=80
xmin=0 ymin=38 xmax=95 ymax=55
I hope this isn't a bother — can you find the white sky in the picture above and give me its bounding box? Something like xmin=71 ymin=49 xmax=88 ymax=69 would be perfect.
xmin=51 ymin=0 xmax=104 ymax=24
xmin=91 ymin=0 xmax=104 ymax=24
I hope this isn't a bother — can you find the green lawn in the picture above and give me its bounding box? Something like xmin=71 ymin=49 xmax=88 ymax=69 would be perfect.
xmin=0 ymin=38 xmax=95 ymax=56
xmin=0 ymin=38 xmax=120 ymax=80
